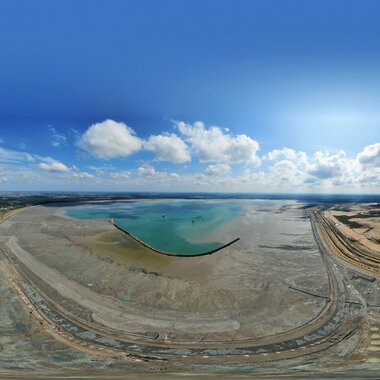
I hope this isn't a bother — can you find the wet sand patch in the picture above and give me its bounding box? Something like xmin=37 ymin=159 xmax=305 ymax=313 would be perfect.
xmin=73 ymin=230 xmax=217 ymax=283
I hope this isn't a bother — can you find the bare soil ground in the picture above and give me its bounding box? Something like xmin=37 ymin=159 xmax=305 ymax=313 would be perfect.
xmin=1 ymin=204 xmax=328 ymax=341
xmin=1 ymin=201 xmax=379 ymax=377
xmin=328 ymin=203 xmax=380 ymax=253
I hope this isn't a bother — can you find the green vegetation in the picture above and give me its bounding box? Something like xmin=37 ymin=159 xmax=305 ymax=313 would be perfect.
xmin=335 ymin=215 xmax=363 ymax=229
xmin=334 ymin=208 xmax=380 ymax=230
xmin=352 ymin=210 xmax=380 ymax=218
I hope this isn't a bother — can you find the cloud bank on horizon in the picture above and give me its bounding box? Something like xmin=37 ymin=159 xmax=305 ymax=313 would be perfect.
xmin=0 ymin=119 xmax=379 ymax=193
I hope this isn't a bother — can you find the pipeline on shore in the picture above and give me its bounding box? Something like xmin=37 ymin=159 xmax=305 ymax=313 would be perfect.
xmin=109 ymin=218 xmax=240 ymax=257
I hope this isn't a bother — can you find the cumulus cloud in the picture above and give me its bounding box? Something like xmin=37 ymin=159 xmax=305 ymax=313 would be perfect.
xmin=271 ymin=159 xmax=298 ymax=177
xmin=265 ymin=148 xmax=297 ymax=161
xmin=356 ymin=169 xmax=380 ymax=185
xmin=175 ymin=121 xmax=260 ymax=165
xmin=38 ymin=161 xmax=70 ymax=172
xmin=269 ymin=159 xmax=307 ymax=187
xmin=354 ymin=145 xmax=380 ymax=186
xmin=308 ymin=151 xmax=352 ymax=180
xmin=137 ymin=164 xmax=157 ymax=176
xmin=265 ymin=147 xmax=309 ymax=166
xmin=2 ymin=113 xmax=380 ymax=192
xmin=144 ymin=133 xmax=191 ymax=163
xmin=110 ymin=171 xmax=130 ymax=180
xmin=205 ymin=163 xmax=231 ymax=176
xmin=80 ymin=119 xmax=142 ymax=159
xmin=357 ymin=143 xmax=380 ymax=168
xmin=134 ymin=165 xmax=182 ymax=186
xmin=169 ymin=172 xmax=180 ymax=179
xmin=263 ymin=147 xmax=360 ymax=188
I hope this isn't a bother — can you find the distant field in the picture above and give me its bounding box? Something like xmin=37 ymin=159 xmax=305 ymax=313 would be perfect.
xmin=334 ymin=215 xmax=363 ymax=229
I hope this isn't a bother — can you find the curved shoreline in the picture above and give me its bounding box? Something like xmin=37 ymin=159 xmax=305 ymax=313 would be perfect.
xmin=110 ymin=218 xmax=240 ymax=257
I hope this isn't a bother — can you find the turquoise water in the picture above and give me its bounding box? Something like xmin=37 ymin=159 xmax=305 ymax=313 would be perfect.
xmin=66 ymin=200 xmax=244 ymax=255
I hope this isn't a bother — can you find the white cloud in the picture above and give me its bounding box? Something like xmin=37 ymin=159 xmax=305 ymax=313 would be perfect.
xmin=265 ymin=147 xmax=309 ymax=167
xmin=308 ymin=151 xmax=352 ymax=180
xmin=261 ymin=148 xmax=361 ymax=189
xmin=38 ymin=162 xmax=71 ymax=172
xmin=265 ymin=148 xmax=297 ymax=161
xmin=48 ymin=126 xmax=67 ymax=148
xmin=205 ymin=163 xmax=231 ymax=176
xmin=175 ymin=121 xmax=260 ymax=165
xmin=261 ymin=146 xmax=380 ymax=190
xmin=356 ymin=169 xmax=380 ymax=185
xmin=0 ymin=147 xmax=34 ymax=163
xmin=272 ymin=160 xmax=298 ymax=177
xmin=137 ymin=165 xmax=157 ymax=176
xmin=132 ymin=165 xmax=183 ymax=187
xmin=33 ymin=155 xmax=57 ymax=163
xmin=110 ymin=171 xmax=130 ymax=180
xmin=357 ymin=143 xmax=380 ymax=168
xmin=1 ymin=113 xmax=379 ymax=192
xmin=270 ymin=159 xmax=307 ymax=186
xmin=80 ymin=119 xmax=142 ymax=159
xmin=72 ymin=171 xmax=94 ymax=179
xmin=238 ymin=169 xmax=267 ymax=185
xmin=144 ymin=133 xmax=190 ymax=163
xmin=87 ymin=165 xmax=115 ymax=175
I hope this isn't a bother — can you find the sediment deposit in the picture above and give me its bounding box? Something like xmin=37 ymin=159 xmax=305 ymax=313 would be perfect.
xmin=0 ymin=200 xmax=379 ymax=377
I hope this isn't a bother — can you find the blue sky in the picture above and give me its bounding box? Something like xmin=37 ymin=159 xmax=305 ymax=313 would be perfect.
xmin=0 ymin=0 xmax=379 ymax=192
